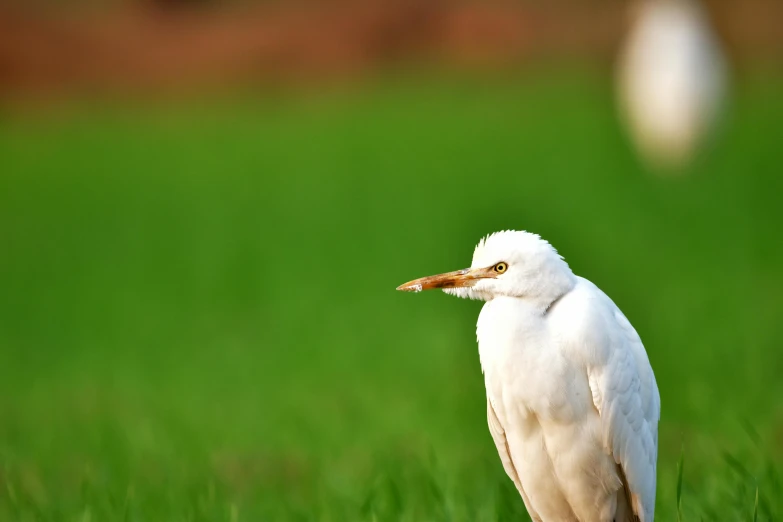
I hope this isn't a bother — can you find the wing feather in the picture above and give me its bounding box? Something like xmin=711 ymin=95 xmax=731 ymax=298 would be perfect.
xmin=584 ymin=290 xmax=660 ymax=522
xmin=487 ymin=400 xmax=541 ymax=521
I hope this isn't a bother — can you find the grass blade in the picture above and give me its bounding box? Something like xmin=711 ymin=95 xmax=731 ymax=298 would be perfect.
xmin=753 ymin=485 xmax=759 ymax=522
xmin=676 ymin=446 xmax=684 ymax=522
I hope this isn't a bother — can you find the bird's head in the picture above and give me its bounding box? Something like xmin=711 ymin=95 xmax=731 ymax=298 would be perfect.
xmin=397 ymin=230 xmax=576 ymax=306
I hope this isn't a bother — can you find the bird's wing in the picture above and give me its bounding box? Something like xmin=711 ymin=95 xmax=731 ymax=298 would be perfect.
xmin=582 ymin=288 xmax=660 ymax=522
xmin=487 ymin=399 xmax=541 ymax=521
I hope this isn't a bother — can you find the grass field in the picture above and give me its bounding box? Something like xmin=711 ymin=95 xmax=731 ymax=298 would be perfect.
xmin=1 ymin=69 xmax=782 ymax=521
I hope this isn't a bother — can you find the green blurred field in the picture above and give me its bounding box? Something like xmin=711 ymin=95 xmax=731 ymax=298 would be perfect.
xmin=1 ymin=70 xmax=782 ymax=521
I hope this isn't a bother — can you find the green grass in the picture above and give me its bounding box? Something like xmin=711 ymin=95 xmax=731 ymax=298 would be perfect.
xmin=1 ymin=69 xmax=782 ymax=521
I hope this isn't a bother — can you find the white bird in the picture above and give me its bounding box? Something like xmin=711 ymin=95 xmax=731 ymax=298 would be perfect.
xmin=397 ymin=231 xmax=660 ymax=522
xmin=617 ymin=0 xmax=727 ymax=170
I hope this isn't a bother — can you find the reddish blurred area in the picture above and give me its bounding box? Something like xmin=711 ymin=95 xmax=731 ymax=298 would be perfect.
xmin=0 ymin=0 xmax=780 ymax=98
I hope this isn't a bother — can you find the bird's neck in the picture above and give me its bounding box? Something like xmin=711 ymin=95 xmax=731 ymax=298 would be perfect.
xmin=524 ymin=271 xmax=577 ymax=314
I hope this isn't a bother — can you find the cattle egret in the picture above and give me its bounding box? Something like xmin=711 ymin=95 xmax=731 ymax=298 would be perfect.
xmin=397 ymin=231 xmax=660 ymax=522
xmin=617 ymin=0 xmax=727 ymax=170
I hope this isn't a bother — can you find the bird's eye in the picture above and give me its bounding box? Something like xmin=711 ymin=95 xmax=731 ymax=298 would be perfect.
xmin=494 ymin=262 xmax=508 ymax=274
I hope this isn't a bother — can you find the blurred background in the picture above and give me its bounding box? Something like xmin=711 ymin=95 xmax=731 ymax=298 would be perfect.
xmin=1 ymin=0 xmax=782 ymax=520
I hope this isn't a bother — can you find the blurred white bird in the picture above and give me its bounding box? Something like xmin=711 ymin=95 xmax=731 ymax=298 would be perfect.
xmin=398 ymin=231 xmax=660 ymax=522
xmin=617 ymin=0 xmax=727 ymax=170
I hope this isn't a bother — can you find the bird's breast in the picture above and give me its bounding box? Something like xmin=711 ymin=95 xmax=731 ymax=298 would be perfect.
xmin=477 ymin=298 xmax=592 ymax=425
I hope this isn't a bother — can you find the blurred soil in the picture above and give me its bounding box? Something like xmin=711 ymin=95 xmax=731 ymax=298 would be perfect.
xmin=0 ymin=1 xmax=780 ymax=97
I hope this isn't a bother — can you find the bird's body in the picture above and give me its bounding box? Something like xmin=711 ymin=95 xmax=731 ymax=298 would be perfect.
xmin=398 ymin=231 xmax=660 ymax=522
xmin=617 ymin=0 xmax=726 ymax=170
xmin=479 ymin=278 xmax=658 ymax=521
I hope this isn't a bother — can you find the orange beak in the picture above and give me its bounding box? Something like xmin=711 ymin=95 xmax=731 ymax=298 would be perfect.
xmin=396 ymin=266 xmax=495 ymax=293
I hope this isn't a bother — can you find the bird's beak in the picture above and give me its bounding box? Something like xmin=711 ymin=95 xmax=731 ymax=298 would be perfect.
xmin=396 ymin=267 xmax=494 ymax=293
